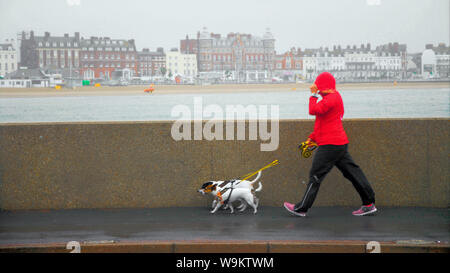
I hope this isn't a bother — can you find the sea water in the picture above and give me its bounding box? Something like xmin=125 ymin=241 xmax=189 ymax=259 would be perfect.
xmin=0 ymin=88 xmax=448 ymax=123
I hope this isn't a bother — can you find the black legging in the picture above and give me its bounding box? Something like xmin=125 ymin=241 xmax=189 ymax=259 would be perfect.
xmin=295 ymin=144 xmax=375 ymax=212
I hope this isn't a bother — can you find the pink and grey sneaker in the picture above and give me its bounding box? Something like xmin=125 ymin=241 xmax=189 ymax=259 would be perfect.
xmin=283 ymin=202 xmax=307 ymax=217
xmin=352 ymin=203 xmax=377 ymax=216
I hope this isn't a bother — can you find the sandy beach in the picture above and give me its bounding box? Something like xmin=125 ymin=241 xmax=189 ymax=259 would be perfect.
xmin=0 ymin=81 xmax=448 ymax=98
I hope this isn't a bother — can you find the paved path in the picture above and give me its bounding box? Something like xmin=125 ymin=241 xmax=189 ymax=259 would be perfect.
xmin=0 ymin=207 xmax=448 ymax=245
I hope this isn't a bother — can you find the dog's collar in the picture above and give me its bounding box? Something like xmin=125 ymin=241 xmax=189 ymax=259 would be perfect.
xmin=216 ymin=191 xmax=224 ymax=204
xmin=218 ymin=187 xmax=234 ymax=205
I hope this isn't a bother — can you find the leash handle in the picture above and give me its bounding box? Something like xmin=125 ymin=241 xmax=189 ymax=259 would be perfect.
xmin=299 ymin=141 xmax=318 ymax=158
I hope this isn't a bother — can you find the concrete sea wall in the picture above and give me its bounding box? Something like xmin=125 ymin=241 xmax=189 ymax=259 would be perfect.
xmin=0 ymin=119 xmax=448 ymax=210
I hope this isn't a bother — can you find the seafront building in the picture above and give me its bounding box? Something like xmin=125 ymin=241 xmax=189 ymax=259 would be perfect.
xmin=79 ymin=36 xmax=137 ymax=80
xmin=137 ymin=47 xmax=166 ymax=77
xmin=302 ymin=43 xmax=406 ymax=81
xmin=18 ymin=31 xmax=140 ymax=81
xmin=373 ymin=43 xmax=407 ymax=79
xmin=179 ymin=31 xmax=409 ymax=82
xmin=0 ymin=42 xmax=18 ymax=78
xmin=8 ymin=30 xmax=448 ymax=86
xmin=302 ymin=46 xmax=346 ymax=81
xmin=421 ymin=43 xmax=450 ymax=79
xmin=165 ymin=48 xmax=197 ymax=80
xmin=273 ymin=48 xmax=303 ymax=82
xmin=180 ymin=27 xmax=275 ymax=82
xmin=20 ymin=31 xmax=81 ymax=74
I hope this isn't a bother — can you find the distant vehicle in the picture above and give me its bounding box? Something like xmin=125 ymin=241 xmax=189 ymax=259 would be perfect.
xmin=272 ymin=77 xmax=283 ymax=83
xmin=108 ymin=79 xmax=128 ymax=86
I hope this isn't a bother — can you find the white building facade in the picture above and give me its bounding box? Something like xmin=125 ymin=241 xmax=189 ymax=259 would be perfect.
xmin=424 ymin=43 xmax=450 ymax=79
xmin=165 ymin=49 xmax=197 ymax=78
xmin=302 ymin=43 xmax=406 ymax=81
xmin=0 ymin=43 xmax=18 ymax=77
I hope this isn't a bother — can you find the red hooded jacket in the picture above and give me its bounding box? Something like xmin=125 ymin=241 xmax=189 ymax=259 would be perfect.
xmin=308 ymin=72 xmax=349 ymax=146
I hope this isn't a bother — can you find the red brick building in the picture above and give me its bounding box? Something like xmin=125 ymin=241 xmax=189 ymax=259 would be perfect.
xmin=180 ymin=35 xmax=198 ymax=54
xmin=79 ymin=37 xmax=137 ymax=80
xmin=181 ymin=28 xmax=275 ymax=81
xmin=274 ymin=48 xmax=302 ymax=70
xmin=274 ymin=47 xmax=303 ymax=80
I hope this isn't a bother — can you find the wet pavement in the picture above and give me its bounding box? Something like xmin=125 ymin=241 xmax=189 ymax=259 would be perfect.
xmin=0 ymin=207 xmax=448 ymax=245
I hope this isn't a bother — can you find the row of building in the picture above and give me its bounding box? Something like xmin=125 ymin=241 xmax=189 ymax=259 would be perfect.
xmin=180 ymin=28 xmax=448 ymax=81
xmin=1 ymin=29 xmax=449 ymax=85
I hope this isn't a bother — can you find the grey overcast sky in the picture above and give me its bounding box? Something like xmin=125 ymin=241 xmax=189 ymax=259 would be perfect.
xmin=0 ymin=0 xmax=449 ymax=53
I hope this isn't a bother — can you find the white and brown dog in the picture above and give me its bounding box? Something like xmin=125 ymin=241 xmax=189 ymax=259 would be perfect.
xmin=197 ymin=171 xmax=262 ymax=214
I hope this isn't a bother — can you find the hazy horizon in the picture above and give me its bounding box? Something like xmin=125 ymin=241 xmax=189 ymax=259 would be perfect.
xmin=0 ymin=0 xmax=449 ymax=53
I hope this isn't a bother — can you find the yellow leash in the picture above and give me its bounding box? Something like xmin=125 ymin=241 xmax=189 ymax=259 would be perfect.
xmin=238 ymin=160 xmax=279 ymax=182
xmin=215 ymin=160 xmax=279 ymax=204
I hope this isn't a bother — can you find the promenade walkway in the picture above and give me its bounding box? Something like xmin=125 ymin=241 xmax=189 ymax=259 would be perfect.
xmin=0 ymin=207 xmax=448 ymax=253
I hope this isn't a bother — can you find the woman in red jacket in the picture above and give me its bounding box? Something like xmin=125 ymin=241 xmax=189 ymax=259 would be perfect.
xmin=284 ymin=72 xmax=376 ymax=217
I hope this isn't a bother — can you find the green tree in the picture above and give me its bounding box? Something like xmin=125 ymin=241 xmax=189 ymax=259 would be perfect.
xmin=160 ymin=67 xmax=167 ymax=76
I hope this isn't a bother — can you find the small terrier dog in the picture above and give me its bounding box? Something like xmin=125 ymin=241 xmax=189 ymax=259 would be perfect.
xmin=198 ymin=171 xmax=262 ymax=214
